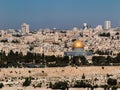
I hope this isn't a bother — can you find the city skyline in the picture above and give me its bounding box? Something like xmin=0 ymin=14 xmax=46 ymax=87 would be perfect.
xmin=0 ymin=0 xmax=120 ymax=30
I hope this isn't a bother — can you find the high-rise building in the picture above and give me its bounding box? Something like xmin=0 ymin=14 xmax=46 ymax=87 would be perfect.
xmin=104 ymin=21 xmax=111 ymax=30
xmin=21 ymin=23 xmax=29 ymax=34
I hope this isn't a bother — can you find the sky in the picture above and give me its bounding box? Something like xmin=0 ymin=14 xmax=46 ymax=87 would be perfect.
xmin=0 ymin=0 xmax=120 ymax=30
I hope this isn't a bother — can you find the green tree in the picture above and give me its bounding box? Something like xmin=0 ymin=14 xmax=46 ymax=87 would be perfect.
xmin=80 ymin=56 xmax=88 ymax=65
xmin=82 ymin=73 xmax=85 ymax=79
xmin=17 ymin=52 xmax=24 ymax=63
xmin=63 ymin=56 xmax=69 ymax=64
xmin=0 ymin=51 xmax=7 ymax=66
xmin=24 ymin=52 xmax=34 ymax=63
xmin=106 ymin=56 xmax=113 ymax=65
xmin=7 ymin=50 xmax=16 ymax=65
xmin=92 ymin=56 xmax=106 ymax=65
xmin=115 ymin=53 xmax=120 ymax=63
xmin=55 ymin=56 xmax=69 ymax=67
xmin=45 ymin=55 xmax=56 ymax=62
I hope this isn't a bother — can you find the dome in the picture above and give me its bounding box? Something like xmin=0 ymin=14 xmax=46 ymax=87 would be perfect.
xmin=73 ymin=40 xmax=84 ymax=48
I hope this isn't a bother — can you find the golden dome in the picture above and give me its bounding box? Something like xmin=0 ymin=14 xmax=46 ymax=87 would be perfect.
xmin=73 ymin=40 xmax=84 ymax=48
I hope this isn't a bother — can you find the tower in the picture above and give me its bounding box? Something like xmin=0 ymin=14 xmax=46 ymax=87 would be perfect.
xmin=104 ymin=21 xmax=111 ymax=30
xmin=54 ymin=32 xmax=58 ymax=42
xmin=21 ymin=23 xmax=29 ymax=34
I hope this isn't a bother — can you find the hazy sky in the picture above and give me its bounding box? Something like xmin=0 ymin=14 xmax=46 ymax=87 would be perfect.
xmin=0 ymin=0 xmax=120 ymax=30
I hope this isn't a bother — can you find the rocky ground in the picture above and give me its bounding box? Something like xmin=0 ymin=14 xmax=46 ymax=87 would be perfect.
xmin=0 ymin=66 xmax=120 ymax=90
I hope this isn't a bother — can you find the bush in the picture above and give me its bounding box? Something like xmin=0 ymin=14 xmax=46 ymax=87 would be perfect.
xmin=0 ymin=83 xmax=4 ymax=88
xmin=73 ymin=80 xmax=92 ymax=88
xmin=49 ymin=82 xmax=52 ymax=88
xmin=52 ymin=81 xmax=69 ymax=90
xmin=107 ymin=78 xmax=117 ymax=86
xmin=23 ymin=77 xmax=31 ymax=86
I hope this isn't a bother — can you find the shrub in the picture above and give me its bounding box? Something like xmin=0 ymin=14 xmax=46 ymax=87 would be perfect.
xmin=49 ymin=82 xmax=52 ymax=88
xmin=52 ymin=81 xmax=69 ymax=90
xmin=73 ymin=80 xmax=92 ymax=88
xmin=107 ymin=78 xmax=117 ymax=86
xmin=28 ymin=70 xmax=31 ymax=73
xmin=23 ymin=77 xmax=31 ymax=86
xmin=0 ymin=83 xmax=4 ymax=88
